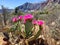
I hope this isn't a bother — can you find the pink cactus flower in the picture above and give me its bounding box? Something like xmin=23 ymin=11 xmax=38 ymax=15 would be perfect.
xmin=12 ymin=17 xmax=17 ymax=22
xmin=37 ymin=20 xmax=44 ymax=26
xmin=23 ymin=14 xmax=33 ymax=21
xmin=32 ymin=20 xmax=37 ymax=25
xmin=23 ymin=19 xmax=26 ymax=24
xmin=18 ymin=15 xmax=23 ymax=21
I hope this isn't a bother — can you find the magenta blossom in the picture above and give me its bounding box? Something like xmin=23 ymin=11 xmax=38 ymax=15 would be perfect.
xmin=12 ymin=17 xmax=17 ymax=22
xmin=37 ymin=20 xmax=44 ymax=26
xmin=32 ymin=20 xmax=37 ymax=25
xmin=23 ymin=14 xmax=33 ymax=21
xmin=23 ymin=19 xmax=26 ymax=24
xmin=18 ymin=15 xmax=23 ymax=21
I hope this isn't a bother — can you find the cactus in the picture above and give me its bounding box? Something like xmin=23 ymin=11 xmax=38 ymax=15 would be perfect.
xmin=27 ymin=26 xmax=42 ymax=42
xmin=27 ymin=20 xmax=44 ymax=42
xmin=34 ymin=26 xmax=42 ymax=39
xmin=25 ymin=20 xmax=33 ymax=38
xmin=11 ymin=14 xmax=44 ymax=45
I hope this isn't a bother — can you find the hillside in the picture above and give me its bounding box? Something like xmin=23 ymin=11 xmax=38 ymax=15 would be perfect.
xmin=41 ymin=0 xmax=60 ymax=40
xmin=15 ymin=0 xmax=60 ymax=12
xmin=16 ymin=1 xmax=47 ymax=12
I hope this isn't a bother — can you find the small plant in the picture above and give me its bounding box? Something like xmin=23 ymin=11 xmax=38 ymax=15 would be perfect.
xmin=11 ymin=14 xmax=44 ymax=45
